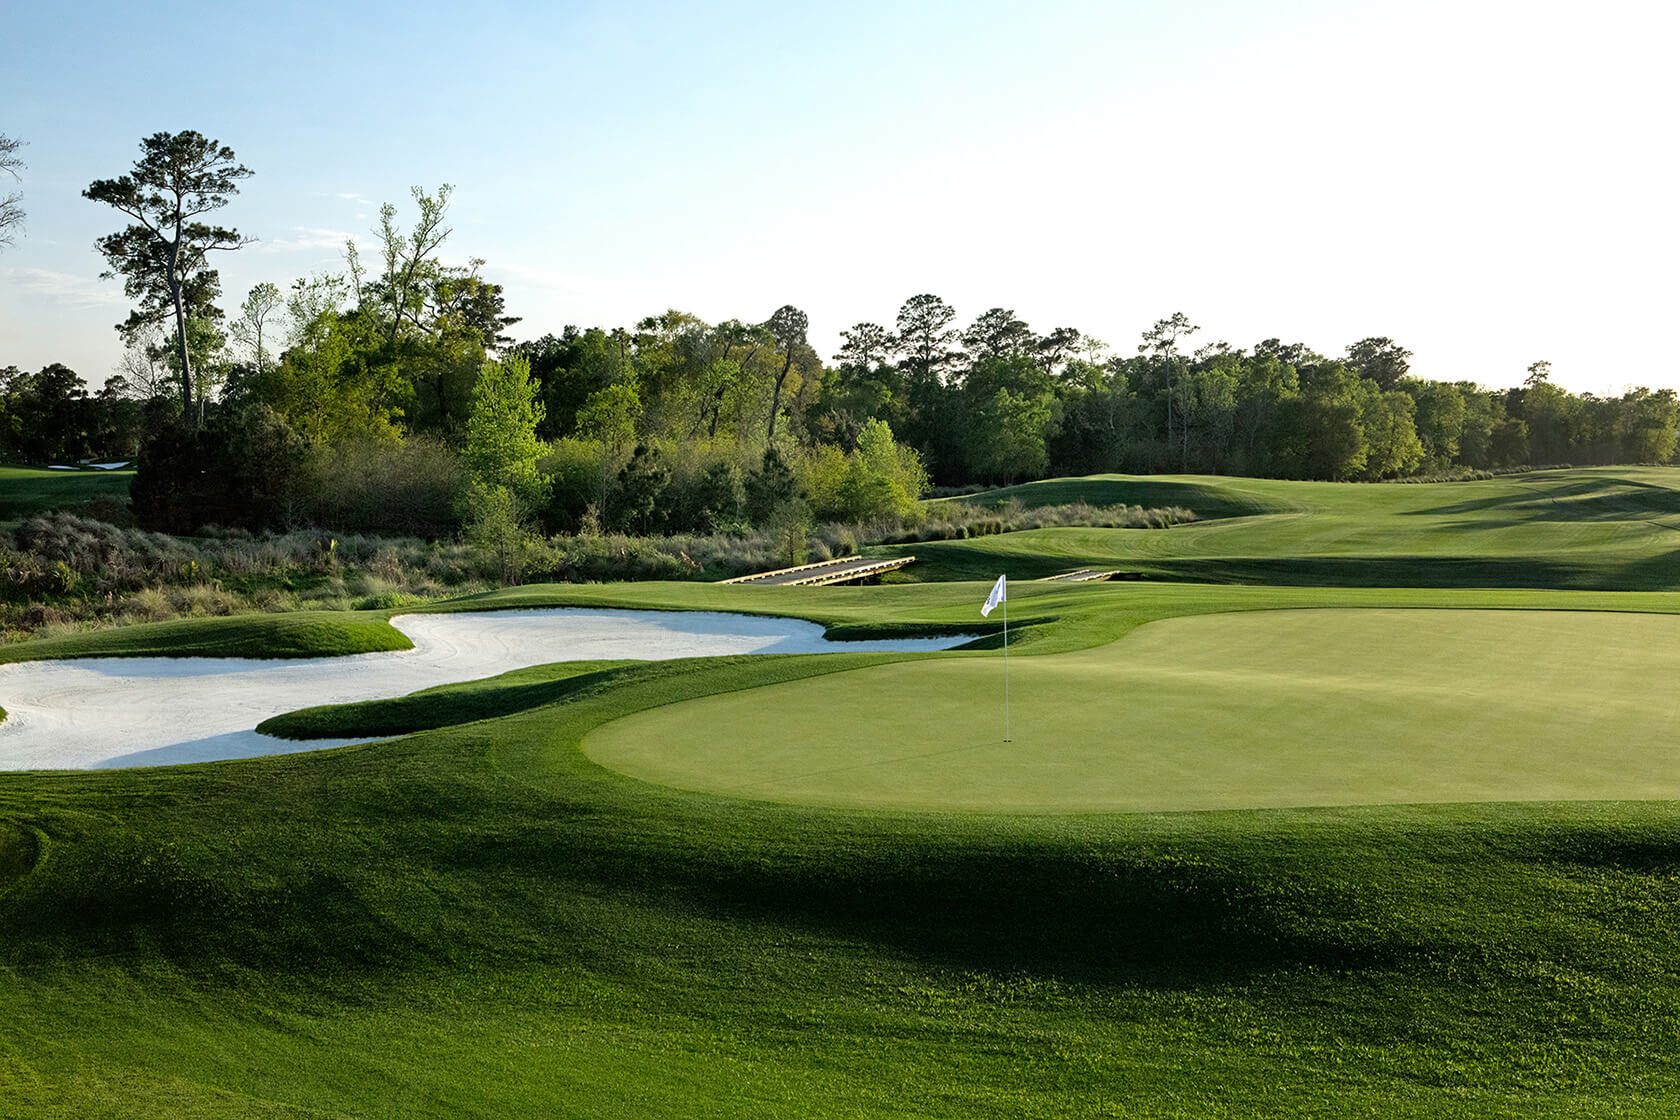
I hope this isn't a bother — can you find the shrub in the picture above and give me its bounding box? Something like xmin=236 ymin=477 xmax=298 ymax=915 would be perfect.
xmin=537 ymin=438 xmax=606 ymax=533
xmin=131 ymin=405 xmax=309 ymax=534
xmin=303 ymin=435 xmax=465 ymax=538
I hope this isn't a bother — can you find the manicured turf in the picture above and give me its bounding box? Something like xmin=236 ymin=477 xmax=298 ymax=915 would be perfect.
xmin=257 ymin=657 xmax=637 ymax=738
xmin=891 ymin=467 xmax=1680 ymax=588
xmin=0 ymin=463 xmax=133 ymax=520
xmin=589 ymin=608 xmax=1680 ymax=811
xmin=7 ymin=471 xmax=1680 ymax=1116
xmin=6 ymin=616 xmax=1680 ymax=1116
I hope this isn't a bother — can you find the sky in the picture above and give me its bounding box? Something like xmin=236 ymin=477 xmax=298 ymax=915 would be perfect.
xmin=3 ymin=0 xmax=1677 ymax=397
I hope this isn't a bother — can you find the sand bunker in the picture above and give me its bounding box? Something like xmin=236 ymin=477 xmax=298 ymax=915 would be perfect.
xmin=0 ymin=609 xmax=967 ymax=771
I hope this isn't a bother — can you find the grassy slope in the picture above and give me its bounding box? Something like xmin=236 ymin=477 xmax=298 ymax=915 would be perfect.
xmin=894 ymin=467 xmax=1680 ymax=588
xmin=6 ymin=471 xmax=1680 ymax=1115
xmin=0 ymin=463 xmax=133 ymax=520
xmin=5 ymin=635 xmax=1680 ymax=1116
xmin=0 ymin=610 xmax=417 ymax=664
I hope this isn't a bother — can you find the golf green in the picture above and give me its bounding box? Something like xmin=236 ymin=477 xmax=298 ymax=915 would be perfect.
xmin=587 ymin=608 xmax=1680 ymax=812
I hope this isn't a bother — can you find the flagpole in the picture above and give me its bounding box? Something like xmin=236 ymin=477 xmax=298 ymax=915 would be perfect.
xmin=1002 ymin=589 xmax=1010 ymax=743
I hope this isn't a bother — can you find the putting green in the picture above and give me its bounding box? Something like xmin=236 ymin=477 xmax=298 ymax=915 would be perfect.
xmin=585 ymin=609 xmax=1680 ymax=812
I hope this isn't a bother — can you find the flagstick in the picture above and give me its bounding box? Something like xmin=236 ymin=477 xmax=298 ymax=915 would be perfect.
xmin=1002 ymin=593 xmax=1010 ymax=743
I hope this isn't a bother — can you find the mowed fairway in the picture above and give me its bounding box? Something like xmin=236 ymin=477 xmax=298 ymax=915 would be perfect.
xmin=589 ymin=608 xmax=1680 ymax=811
xmin=892 ymin=467 xmax=1680 ymax=588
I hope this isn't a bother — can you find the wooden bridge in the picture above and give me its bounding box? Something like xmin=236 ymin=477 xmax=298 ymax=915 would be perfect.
xmin=1041 ymin=569 xmax=1147 ymax=583
xmin=721 ymin=555 xmax=917 ymax=587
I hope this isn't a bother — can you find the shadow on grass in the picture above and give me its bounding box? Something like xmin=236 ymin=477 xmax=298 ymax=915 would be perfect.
xmin=0 ymin=819 xmax=40 ymax=892
xmin=671 ymin=842 xmax=1385 ymax=985
xmin=1141 ymin=555 xmax=1616 ymax=589
xmin=430 ymin=820 xmax=1402 ymax=988
xmin=257 ymin=666 xmax=635 ymax=740
xmin=1408 ymin=477 xmax=1680 ymax=521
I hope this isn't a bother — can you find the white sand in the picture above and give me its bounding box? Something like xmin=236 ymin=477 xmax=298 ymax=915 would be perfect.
xmin=0 ymin=609 xmax=968 ymax=771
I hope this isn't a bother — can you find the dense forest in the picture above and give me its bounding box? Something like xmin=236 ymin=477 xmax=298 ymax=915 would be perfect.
xmin=5 ymin=134 xmax=1679 ymax=551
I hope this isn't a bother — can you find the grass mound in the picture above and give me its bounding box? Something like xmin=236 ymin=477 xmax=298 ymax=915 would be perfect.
xmin=891 ymin=467 xmax=1680 ymax=588
xmin=258 ymin=658 xmax=637 ymax=738
xmin=948 ymin=473 xmax=1290 ymax=518
xmin=0 ymin=609 xmax=413 ymax=663
xmin=0 ymin=819 xmax=37 ymax=892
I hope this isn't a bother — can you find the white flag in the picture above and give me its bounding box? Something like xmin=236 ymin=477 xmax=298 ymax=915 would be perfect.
xmin=981 ymin=574 xmax=1007 ymax=617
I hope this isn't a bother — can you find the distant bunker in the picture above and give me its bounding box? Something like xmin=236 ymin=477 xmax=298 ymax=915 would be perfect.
xmin=587 ymin=608 xmax=1680 ymax=813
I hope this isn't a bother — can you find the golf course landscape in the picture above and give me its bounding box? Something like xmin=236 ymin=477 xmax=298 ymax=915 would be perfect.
xmin=5 ymin=467 xmax=1680 ymax=1116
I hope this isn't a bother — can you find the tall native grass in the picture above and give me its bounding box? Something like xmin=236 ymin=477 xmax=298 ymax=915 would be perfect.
xmin=0 ymin=511 xmax=490 ymax=643
xmin=0 ymin=495 xmax=1196 ymax=642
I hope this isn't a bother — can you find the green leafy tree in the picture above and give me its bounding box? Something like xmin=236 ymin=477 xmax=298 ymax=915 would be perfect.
xmin=85 ymin=131 xmax=253 ymax=428
xmin=1405 ymin=379 xmax=1467 ymax=469
xmin=230 ymin=282 xmax=285 ymax=375
xmin=1139 ymin=313 xmax=1199 ymax=468
xmin=834 ymin=322 xmax=894 ymax=371
xmin=0 ymin=364 xmax=92 ymax=463
xmin=131 ymin=404 xmax=307 ymax=533
xmin=360 ymin=184 xmax=455 ymax=346
xmin=252 ymin=276 xmax=401 ymax=444
xmin=745 ymin=446 xmax=801 ymax=526
xmin=1456 ymin=385 xmax=1501 ymax=467
xmin=764 ymin=304 xmax=810 ymax=442
xmin=1619 ymin=388 xmax=1680 ymax=463
xmin=1522 ymin=380 xmax=1582 ymax=463
xmin=575 ymin=382 xmax=641 ymax=452
xmin=962 ymin=307 xmax=1034 ymax=363
xmin=612 ymin=444 xmax=671 ymax=533
xmin=1174 ymin=355 xmax=1240 ymax=472
xmin=463 ymin=480 xmax=539 ymax=585
xmin=1273 ymin=368 xmax=1368 ymax=480
xmin=1034 ymin=326 xmax=1082 ymax=377
xmin=1357 ymin=385 xmax=1425 ymax=479
xmin=462 ymin=354 xmax=548 ymax=510
xmin=967 ymin=387 xmax=1053 ymax=483
xmin=1345 ymin=337 xmax=1412 ymax=390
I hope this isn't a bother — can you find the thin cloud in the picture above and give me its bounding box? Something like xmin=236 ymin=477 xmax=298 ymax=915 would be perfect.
xmin=255 ymin=226 xmax=363 ymax=254
xmin=310 ymin=190 xmax=374 ymax=206
xmin=2 ymin=267 xmax=127 ymax=308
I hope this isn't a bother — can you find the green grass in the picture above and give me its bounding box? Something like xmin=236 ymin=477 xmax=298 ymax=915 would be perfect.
xmin=257 ymin=658 xmax=637 ymax=738
xmin=5 ymin=609 xmax=1680 ymax=1115
xmin=892 ymin=467 xmax=1680 ymax=588
xmin=0 ymin=463 xmax=133 ymax=520
xmin=7 ymin=472 xmax=1680 ymax=1115
xmin=0 ymin=610 xmax=416 ymax=664
xmin=590 ymin=607 xmax=1680 ymax=811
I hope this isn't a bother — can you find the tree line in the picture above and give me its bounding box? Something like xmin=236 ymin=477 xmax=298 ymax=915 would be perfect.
xmin=5 ymin=130 xmax=1679 ymax=546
